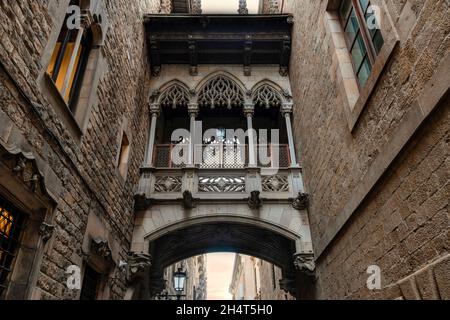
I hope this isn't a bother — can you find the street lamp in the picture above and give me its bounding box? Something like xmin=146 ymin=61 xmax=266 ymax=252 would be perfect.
xmin=173 ymin=268 xmax=187 ymax=300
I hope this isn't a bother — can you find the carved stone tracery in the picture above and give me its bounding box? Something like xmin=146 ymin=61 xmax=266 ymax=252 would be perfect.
xmin=261 ymin=174 xmax=289 ymax=192
xmin=154 ymin=175 xmax=183 ymax=193
xmin=198 ymin=76 xmax=244 ymax=109
xmin=198 ymin=176 xmax=246 ymax=193
xmin=253 ymin=84 xmax=283 ymax=109
xmin=159 ymin=84 xmax=190 ymax=109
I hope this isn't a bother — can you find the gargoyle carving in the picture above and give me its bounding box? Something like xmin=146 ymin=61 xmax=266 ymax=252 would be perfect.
xmin=91 ymin=238 xmax=112 ymax=261
xmin=292 ymin=192 xmax=309 ymax=210
xmin=127 ymin=253 xmax=152 ymax=284
xmin=248 ymin=190 xmax=262 ymax=209
xmin=183 ymin=190 xmax=195 ymax=209
xmin=39 ymin=222 xmax=55 ymax=242
xmin=134 ymin=194 xmax=152 ymax=211
xmin=294 ymin=253 xmax=316 ymax=277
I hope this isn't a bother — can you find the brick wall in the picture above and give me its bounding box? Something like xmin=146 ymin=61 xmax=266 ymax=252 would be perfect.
xmin=0 ymin=0 xmax=160 ymax=299
xmin=284 ymin=0 xmax=449 ymax=299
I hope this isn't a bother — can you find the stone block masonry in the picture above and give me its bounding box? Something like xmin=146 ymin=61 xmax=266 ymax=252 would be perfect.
xmin=284 ymin=0 xmax=449 ymax=299
xmin=0 ymin=0 xmax=160 ymax=299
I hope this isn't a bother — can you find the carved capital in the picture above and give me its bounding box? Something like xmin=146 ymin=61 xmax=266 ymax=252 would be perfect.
xmin=39 ymin=222 xmax=55 ymax=242
xmin=292 ymin=192 xmax=309 ymax=210
xmin=149 ymin=103 xmax=161 ymax=116
xmin=188 ymin=103 xmax=199 ymax=117
xmin=244 ymin=104 xmax=255 ymax=117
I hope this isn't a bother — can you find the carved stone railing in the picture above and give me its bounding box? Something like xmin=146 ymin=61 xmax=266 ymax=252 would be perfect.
xmin=136 ymin=167 xmax=303 ymax=203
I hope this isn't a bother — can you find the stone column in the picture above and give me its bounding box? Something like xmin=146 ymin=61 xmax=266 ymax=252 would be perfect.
xmin=283 ymin=104 xmax=298 ymax=167
xmin=245 ymin=105 xmax=257 ymax=167
xmin=60 ymin=14 xmax=92 ymax=98
xmin=188 ymin=103 xmax=199 ymax=166
xmin=144 ymin=104 xmax=160 ymax=167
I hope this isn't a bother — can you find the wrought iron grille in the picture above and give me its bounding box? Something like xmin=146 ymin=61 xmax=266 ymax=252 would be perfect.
xmin=153 ymin=144 xmax=291 ymax=169
xmin=198 ymin=144 xmax=248 ymax=169
xmin=153 ymin=144 xmax=188 ymax=168
xmin=257 ymin=144 xmax=291 ymax=168
xmin=0 ymin=195 xmax=27 ymax=298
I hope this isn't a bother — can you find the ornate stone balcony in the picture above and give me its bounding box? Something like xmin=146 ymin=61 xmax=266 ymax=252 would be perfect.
xmin=136 ymin=142 xmax=303 ymax=203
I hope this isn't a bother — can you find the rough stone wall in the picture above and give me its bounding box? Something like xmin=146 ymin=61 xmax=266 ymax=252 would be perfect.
xmin=284 ymin=0 xmax=449 ymax=299
xmin=259 ymin=260 xmax=293 ymax=300
xmin=0 ymin=0 xmax=160 ymax=299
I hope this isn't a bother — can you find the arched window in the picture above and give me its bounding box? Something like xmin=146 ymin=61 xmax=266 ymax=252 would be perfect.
xmin=46 ymin=0 xmax=93 ymax=113
xmin=159 ymin=84 xmax=190 ymax=109
xmin=198 ymin=76 xmax=244 ymax=109
xmin=252 ymin=84 xmax=282 ymax=109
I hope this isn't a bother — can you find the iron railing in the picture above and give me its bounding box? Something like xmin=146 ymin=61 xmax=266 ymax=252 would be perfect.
xmin=153 ymin=144 xmax=291 ymax=169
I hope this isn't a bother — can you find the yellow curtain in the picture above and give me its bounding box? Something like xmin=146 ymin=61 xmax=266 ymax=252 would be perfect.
xmin=47 ymin=41 xmax=83 ymax=103
xmin=0 ymin=208 xmax=13 ymax=238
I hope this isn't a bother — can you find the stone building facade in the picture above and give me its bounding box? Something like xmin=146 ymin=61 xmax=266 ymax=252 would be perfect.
xmin=229 ymin=254 xmax=294 ymax=300
xmin=0 ymin=0 xmax=448 ymax=301
xmin=0 ymin=0 xmax=160 ymax=299
xmin=161 ymin=255 xmax=207 ymax=300
xmin=284 ymin=0 xmax=449 ymax=299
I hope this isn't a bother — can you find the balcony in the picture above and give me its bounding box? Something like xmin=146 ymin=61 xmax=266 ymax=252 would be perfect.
xmin=153 ymin=144 xmax=292 ymax=169
xmin=137 ymin=142 xmax=302 ymax=202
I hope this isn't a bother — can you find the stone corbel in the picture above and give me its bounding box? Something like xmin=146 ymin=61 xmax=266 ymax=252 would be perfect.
xmin=292 ymin=192 xmax=309 ymax=210
xmin=182 ymin=190 xmax=196 ymax=209
xmin=134 ymin=194 xmax=153 ymax=211
xmin=248 ymin=190 xmax=262 ymax=209
xmin=126 ymin=253 xmax=152 ymax=284
xmin=91 ymin=238 xmax=113 ymax=262
xmin=293 ymin=253 xmax=316 ymax=277
xmin=39 ymin=222 xmax=55 ymax=243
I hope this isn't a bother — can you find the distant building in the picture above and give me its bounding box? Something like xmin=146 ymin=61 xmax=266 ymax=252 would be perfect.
xmin=229 ymin=255 xmax=294 ymax=300
xmin=162 ymin=255 xmax=207 ymax=300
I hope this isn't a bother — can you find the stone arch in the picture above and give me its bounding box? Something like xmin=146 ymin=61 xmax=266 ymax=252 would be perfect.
xmin=146 ymin=220 xmax=300 ymax=297
xmin=156 ymin=80 xmax=191 ymax=110
xmin=251 ymin=80 xmax=287 ymax=109
xmin=195 ymin=71 xmax=247 ymax=109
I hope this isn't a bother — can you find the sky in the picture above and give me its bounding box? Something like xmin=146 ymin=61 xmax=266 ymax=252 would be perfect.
xmin=206 ymin=253 xmax=235 ymax=300
xmin=202 ymin=0 xmax=260 ymax=14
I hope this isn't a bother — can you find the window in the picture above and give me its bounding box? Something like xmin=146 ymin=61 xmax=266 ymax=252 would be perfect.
xmin=47 ymin=0 xmax=93 ymax=113
xmin=118 ymin=133 xmax=130 ymax=180
xmin=340 ymin=0 xmax=384 ymax=87
xmin=0 ymin=195 xmax=27 ymax=299
xmin=80 ymin=265 xmax=101 ymax=300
